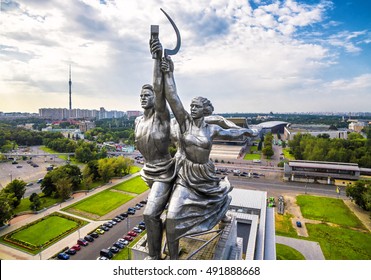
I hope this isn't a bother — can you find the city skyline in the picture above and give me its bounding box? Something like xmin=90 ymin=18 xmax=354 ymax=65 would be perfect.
xmin=0 ymin=0 xmax=370 ymax=114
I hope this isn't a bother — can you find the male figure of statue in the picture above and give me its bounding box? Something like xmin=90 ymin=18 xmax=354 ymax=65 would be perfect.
xmin=134 ymin=38 xmax=175 ymax=260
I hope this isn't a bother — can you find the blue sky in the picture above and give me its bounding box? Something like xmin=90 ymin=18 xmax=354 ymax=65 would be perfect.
xmin=0 ymin=0 xmax=370 ymax=114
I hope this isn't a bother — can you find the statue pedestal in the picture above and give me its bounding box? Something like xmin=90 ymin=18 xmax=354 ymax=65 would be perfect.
xmin=130 ymin=216 xmax=242 ymax=260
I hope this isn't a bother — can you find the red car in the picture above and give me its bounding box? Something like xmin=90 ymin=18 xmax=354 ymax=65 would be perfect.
xmin=127 ymin=231 xmax=137 ymax=237
xmin=71 ymin=244 xmax=81 ymax=251
xmin=77 ymin=238 xmax=88 ymax=246
xmin=123 ymin=235 xmax=134 ymax=241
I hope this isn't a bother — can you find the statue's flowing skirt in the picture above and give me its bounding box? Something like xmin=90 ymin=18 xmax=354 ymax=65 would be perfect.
xmin=166 ymin=158 xmax=233 ymax=241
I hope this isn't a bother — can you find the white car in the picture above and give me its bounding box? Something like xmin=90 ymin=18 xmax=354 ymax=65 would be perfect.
xmin=118 ymin=238 xmax=129 ymax=245
xmin=132 ymin=227 xmax=142 ymax=233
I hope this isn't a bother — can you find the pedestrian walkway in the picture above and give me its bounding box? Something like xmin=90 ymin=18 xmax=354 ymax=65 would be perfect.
xmin=276 ymin=236 xmax=325 ymax=260
xmin=0 ymin=174 xmax=141 ymax=260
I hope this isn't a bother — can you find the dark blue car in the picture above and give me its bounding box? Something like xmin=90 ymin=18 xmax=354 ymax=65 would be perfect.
xmin=58 ymin=252 xmax=70 ymax=260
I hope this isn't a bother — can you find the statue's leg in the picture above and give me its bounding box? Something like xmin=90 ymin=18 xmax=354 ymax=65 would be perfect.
xmin=143 ymin=181 xmax=171 ymax=260
xmin=165 ymin=184 xmax=183 ymax=260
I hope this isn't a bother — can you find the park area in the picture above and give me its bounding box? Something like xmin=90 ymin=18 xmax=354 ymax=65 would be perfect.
xmin=0 ymin=213 xmax=87 ymax=254
xmin=63 ymin=175 xmax=148 ymax=220
xmin=275 ymin=195 xmax=371 ymax=260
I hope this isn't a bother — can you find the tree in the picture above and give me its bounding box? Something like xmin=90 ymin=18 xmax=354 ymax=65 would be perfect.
xmin=98 ymin=158 xmax=115 ymax=183
xmin=346 ymin=181 xmax=369 ymax=210
xmin=29 ymin=193 xmax=41 ymax=211
xmin=262 ymin=146 xmax=274 ymax=159
xmin=0 ymin=192 xmax=13 ymax=226
xmin=56 ymin=177 xmax=73 ymax=200
xmin=3 ymin=179 xmax=26 ymax=208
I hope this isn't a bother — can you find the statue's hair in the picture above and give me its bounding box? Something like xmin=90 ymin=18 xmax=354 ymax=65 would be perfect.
xmin=142 ymin=84 xmax=154 ymax=92
xmin=192 ymin=96 xmax=214 ymax=116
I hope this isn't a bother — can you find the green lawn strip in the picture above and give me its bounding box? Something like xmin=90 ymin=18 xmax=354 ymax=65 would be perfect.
xmin=129 ymin=165 xmax=141 ymax=174
xmin=297 ymin=195 xmax=365 ymax=229
xmin=275 ymin=213 xmax=297 ymax=237
xmin=306 ymin=223 xmax=371 ymax=260
xmin=113 ymin=176 xmax=149 ymax=194
xmin=14 ymin=195 xmax=62 ymax=214
xmin=64 ymin=189 xmax=135 ymax=217
xmin=39 ymin=146 xmax=78 ymax=164
xmin=243 ymin=153 xmax=261 ymax=160
xmin=276 ymin=243 xmax=305 ymax=260
xmin=0 ymin=213 xmax=87 ymax=254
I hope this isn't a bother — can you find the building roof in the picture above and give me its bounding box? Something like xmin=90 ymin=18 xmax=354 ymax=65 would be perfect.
xmin=253 ymin=121 xmax=289 ymax=129
xmin=289 ymin=160 xmax=360 ymax=172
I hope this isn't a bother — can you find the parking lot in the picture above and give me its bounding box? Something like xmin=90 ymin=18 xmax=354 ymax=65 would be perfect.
xmin=0 ymin=146 xmax=68 ymax=191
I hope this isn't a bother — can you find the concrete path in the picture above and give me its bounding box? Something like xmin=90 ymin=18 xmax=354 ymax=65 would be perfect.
xmin=276 ymin=236 xmax=325 ymax=260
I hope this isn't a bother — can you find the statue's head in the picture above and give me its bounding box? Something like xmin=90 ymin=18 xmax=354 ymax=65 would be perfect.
xmin=190 ymin=97 xmax=214 ymax=119
xmin=140 ymin=84 xmax=155 ymax=109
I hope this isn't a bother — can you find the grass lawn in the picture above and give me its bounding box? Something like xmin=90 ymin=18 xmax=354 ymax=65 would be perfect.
xmin=14 ymin=195 xmax=62 ymax=214
xmin=282 ymin=148 xmax=295 ymax=160
xmin=64 ymin=189 xmax=135 ymax=217
xmin=243 ymin=153 xmax=261 ymax=160
xmin=1 ymin=213 xmax=87 ymax=254
xmin=130 ymin=165 xmax=141 ymax=174
xmin=275 ymin=213 xmax=297 ymax=237
xmin=306 ymin=223 xmax=371 ymax=259
xmin=40 ymin=146 xmax=79 ymax=164
xmin=276 ymin=243 xmax=305 ymax=260
xmin=11 ymin=216 xmax=77 ymax=247
xmin=113 ymin=176 xmax=149 ymax=194
xmin=296 ymin=195 xmax=365 ymax=229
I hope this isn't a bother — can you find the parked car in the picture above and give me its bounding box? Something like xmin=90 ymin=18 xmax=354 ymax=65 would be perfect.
xmin=138 ymin=221 xmax=145 ymax=226
xmin=134 ymin=205 xmax=141 ymax=210
xmin=127 ymin=231 xmax=137 ymax=237
xmin=113 ymin=242 xmax=125 ymax=249
xmin=84 ymin=235 xmax=94 ymax=242
xmin=97 ymin=256 xmax=108 ymax=260
xmin=118 ymin=238 xmax=129 ymax=246
xmin=65 ymin=248 xmax=76 ymax=255
xmin=16 ymin=165 xmax=22 ymax=168
xmin=103 ymin=222 xmax=113 ymax=228
xmin=127 ymin=208 xmax=136 ymax=215
xmin=120 ymin=212 xmax=128 ymax=217
xmin=90 ymin=232 xmax=99 ymax=238
xmin=296 ymin=221 xmax=302 ymax=228
xmin=108 ymin=246 xmax=119 ymax=254
xmin=132 ymin=227 xmax=142 ymax=233
xmin=100 ymin=225 xmax=109 ymax=231
xmin=138 ymin=224 xmax=146 ymax=230
xmin=26 ymin=182 xmax=33 ymax=187
xmin=123 ymin=235 xmax=134 ymax=242
xmin=109 ymin=220 xmax=117 ymax=225
xmin=113 ymin=217 xmax=121 ymax=223
xmin=77 ymin=238 xmax=88 ymax=246
xmin=116 ymin=215 xmax=125 ymax=220
xmin=100 ymin=248 xmax=113 ymax=259
xmin=96 ymin=228 xmax=105 ymax=235
xmin=136 ymin=203 xmax=144 ymax=208
xmin=57 ymin=252 xmax=70 ymax=260
xmin=140 ymin=200 xmax=147 ymax=204
xmin=37 ymin=178 xmax=43 ymax=183
xmin=71 ymin=244 xmax=81 ymax=251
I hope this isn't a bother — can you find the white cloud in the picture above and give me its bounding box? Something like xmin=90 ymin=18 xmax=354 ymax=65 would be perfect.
xmin=0 ymin=0 xmax=370 ymax=113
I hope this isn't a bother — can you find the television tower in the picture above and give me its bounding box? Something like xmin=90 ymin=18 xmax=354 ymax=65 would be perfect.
xmin=69 ymin=65 xmax=72 ymax=111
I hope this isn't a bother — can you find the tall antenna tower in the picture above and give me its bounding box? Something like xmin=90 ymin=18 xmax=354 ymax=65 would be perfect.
xmin=69 ymin=65 xmax=72 ymax=111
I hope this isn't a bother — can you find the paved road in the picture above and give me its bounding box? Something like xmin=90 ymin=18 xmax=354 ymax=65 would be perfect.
xmin=276 ymin=236 xmax=325 ymax=260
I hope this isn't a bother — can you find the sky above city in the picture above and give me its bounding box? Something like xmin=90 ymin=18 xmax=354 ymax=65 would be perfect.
xmin=0 ymin=0 xmax=370 ymax=114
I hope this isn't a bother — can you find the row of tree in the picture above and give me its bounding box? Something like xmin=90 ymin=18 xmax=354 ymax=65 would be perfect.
xmin=288 ymin=131 xmax=371 ymax=168
xmin=0 ymin=179 xmax=26 ymax=226
xmin=346 ymin=181 xmax=371 ymax=215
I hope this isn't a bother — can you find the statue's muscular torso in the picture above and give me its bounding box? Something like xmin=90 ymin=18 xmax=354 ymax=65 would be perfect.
xmin=135 ymin=112 xmax=171 ymax=163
